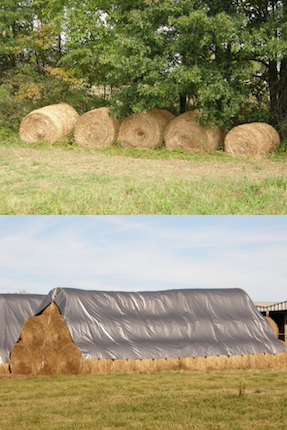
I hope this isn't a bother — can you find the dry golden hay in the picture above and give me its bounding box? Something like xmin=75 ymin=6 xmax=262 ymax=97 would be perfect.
xmin=0 ymin=363 xmax=10 ymax=375
xmin=224 ymin=122 xmax=280 ymax=158
xmin=10 ymin=343 xmax=33 ymax=375
xmin=164 ymin=111 xmax=223 ymax=153
xmin=42 ymin=302 xmax=61 ymax=317
xmin=119 ymin=112 xmax=164 ymax=149
xmin=74 ymin=107 xmax=121 ymax=148
xmin=265 ymin=316 xmax=279 ymax=338
xmin=147 ymin=109 xmax=175 ymax=131
xmin=19 ymin=103 xmax=79 ymax=144
xmin=21 ymin=315 xmax=47 ymax=347
xmin=10 ymin=301 xmax=83 ymax=376
xmin=55 ymin=343 xmax=82 ymax=375
xmin=45 ymin=314 xmax=73 ymax=344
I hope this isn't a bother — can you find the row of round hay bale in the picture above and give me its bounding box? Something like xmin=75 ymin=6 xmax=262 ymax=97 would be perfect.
xmin=74 ymin=107 xmax=121 ymax=148
xmin=118 ymin=109 xmax=175 ymax=149
xmin=224 ymin=123 xmax=280 ymax=158
xmin=164 ymin=111 xmax=224 ymax=153
xmin=20 ymin=103 xmax=79 ymax=144
xmin=10 ymin=302 xmax=82 ymax=375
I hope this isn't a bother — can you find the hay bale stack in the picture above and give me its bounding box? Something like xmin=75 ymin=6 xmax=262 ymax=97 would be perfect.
xmin=10 ymin=303 xmax=82 ymax=375
xmin=265 ymin=316 xmax=279 ymax=338
xmin=74 ymin=107 xmax=121 ymax=148
xmin=119 ymin=112 xmax=165 ymax=149
xmin=20 ymin=103 xmax=79 ymax=144
xmin=224 ymin=123 xmax=280 ymax=158
xmin=164 ymin=111 xmax=223 ymax=153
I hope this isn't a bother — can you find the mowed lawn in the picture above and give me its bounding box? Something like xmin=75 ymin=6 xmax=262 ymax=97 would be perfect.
xmin=1 ymin=142 xmax=287 ymax=214
xmin=0 ymin=369 xmax=287 ymax=430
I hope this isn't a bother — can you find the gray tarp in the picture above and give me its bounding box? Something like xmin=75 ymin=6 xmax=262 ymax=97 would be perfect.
xmin=0 ymin=294 xmax=45 ymax=364
xmin=36 ymin=287 xmax=286 ymax=359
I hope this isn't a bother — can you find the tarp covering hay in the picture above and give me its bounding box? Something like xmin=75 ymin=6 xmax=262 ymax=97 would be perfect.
xmin=10 ymin=303 xmax=82 ymax=375
xmin=19 ymin=103 xmax=79 ymax=144
xmin=35 ymin=287 xmax=286 ymax=360
xmin=74 ymin=107 xmax=121 ymax=148
xmin=164 ymin=111 xmax=224 ymax=153
xmin=119 ymin=112 xmax=167 ymax=149
xmin=224 ymin=122 xmax=280 ymax=158
xmin=0 ymin=293 xmax=45 ymax=364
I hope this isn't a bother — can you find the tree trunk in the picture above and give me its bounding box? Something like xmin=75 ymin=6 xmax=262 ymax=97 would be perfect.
xmin=179 ymin=94 xmax=187 ymax=113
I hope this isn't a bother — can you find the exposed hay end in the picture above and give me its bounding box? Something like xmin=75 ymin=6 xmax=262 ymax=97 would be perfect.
xmin=119 ymin=112 xmax=164 ymax=149
xmin=74 ymin=107 xmax=121 ymax=148
xmin=224 ymin=122 xmax=280 ymax=158
xmin=19 ymin=103 xmax=79 ymax=144
xmin=164 ymin=111 xmax=223 ymax=153
xmin=265 ymin=316 xmax=279 ymax=338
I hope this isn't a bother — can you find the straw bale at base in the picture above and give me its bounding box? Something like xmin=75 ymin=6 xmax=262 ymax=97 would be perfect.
xmin=0 ymin=364 xmax=10 ymax=375
xmin=273 ymin=352 xmax=287 ymax=368
xmin=164 ymin=111 xmax=223 ymax=153
xmin=119 ymin=113 xmax=164 ymax=149
xmin=20 ymin=103 xmax=79 ymax=144
xmin=265 ymin=316 xmax=279 ymax=338
xmin=224 ymin=122 xmax=280 ymax=158
xmin=74 ymin=107 xmax=121 ymax=148
xmin=206 ymin=355 xmax=229 ymax=370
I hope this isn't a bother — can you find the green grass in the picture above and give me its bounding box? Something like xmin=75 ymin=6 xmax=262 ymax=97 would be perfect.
xmin=1 ymin=134 xmax=287 ymax=214
xmin=0 ymin=370 xmax=287 ymax=430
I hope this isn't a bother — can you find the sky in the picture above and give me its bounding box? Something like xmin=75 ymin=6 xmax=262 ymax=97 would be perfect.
xmin=0 ymin=215 xmax=286 ymax=302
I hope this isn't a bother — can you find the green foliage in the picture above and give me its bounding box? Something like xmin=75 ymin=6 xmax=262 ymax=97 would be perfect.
xmin=0 ymin=64 xmax=107 ymax=131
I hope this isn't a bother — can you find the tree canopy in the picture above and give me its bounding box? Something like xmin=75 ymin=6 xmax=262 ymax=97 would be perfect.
xmin=1 ymin=0 xmax=287 ymax=136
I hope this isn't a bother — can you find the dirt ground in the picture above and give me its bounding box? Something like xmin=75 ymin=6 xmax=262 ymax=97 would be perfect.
xmin=2 ymin=146 xmax=287 ymax=182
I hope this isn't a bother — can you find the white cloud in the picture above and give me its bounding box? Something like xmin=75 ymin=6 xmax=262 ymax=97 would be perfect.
xmin=0 ymin=216 xmax=286 ymax=302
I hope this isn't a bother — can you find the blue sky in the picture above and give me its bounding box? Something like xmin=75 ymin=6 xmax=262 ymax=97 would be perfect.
xmin=0 ymin=215 xmax=286 ymax=302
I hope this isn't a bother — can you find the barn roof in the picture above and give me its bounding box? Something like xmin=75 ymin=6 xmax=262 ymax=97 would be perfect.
xmin=0 ymin=293 xmax=45 ymax=364
xmin=35 ymin=287 xmax=286 ymax=360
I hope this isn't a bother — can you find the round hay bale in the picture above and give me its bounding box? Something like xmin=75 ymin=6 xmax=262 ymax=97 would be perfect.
xmin=146 ymin=109 xmax=175 ymax=130
xmin=74 ymin=107 xmax=121 ymax=148
xmin=20 ymin=103 xmax=79 ymax=144
xmin=21 ymin=315 xmax=47 ymax=347
xmin=164 ymin=111 xmax=222 ymax=153
xmin=55 ymin=343 xmax=82 ymax=375
xmin=224 ymin=122 xmax=280 ymax=158
xmin=10 ymin=343 xmax=32 ymax=375
xmin=265 ymin=316 xmax=279 ymax=338
xmin=118 ymin=112 xmax=164 ymax=149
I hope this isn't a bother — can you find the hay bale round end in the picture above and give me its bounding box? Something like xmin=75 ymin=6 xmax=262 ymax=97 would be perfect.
xmin=224 ymin=123 xmax=280 ymax=158
xmin=74 ymin=107 xmax=121 ymax=148
xmin=19 ymin=103 xmax=79 ymax=144
xmin=119 ymin=112 xmax=164 ymax=149
xmin=164 ymin=111 xmax=223 ymax=153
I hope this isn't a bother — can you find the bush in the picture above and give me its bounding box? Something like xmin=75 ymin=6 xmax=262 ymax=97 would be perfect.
xmin=0 ymin=64 xmax=108 ymax=132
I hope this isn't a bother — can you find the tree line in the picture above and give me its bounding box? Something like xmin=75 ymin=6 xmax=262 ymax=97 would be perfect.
xmin=1 ymin=0 xmax=287 ymax=137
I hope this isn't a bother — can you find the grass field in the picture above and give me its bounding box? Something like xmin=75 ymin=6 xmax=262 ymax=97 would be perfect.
xmin=1 ymin=369 xmax=287 ymax=430
xmin=1 ymin=136 xmax=287 ymax=214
